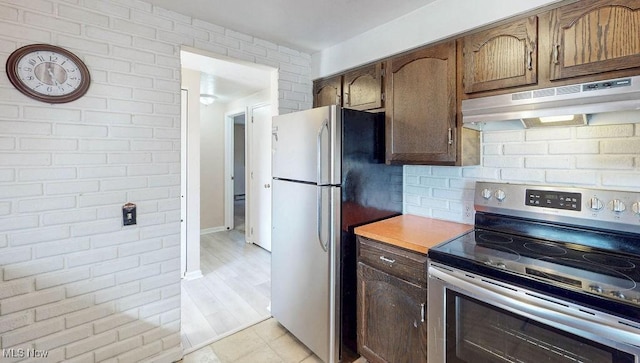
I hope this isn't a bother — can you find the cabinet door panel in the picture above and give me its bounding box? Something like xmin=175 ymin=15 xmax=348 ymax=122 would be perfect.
xmin=313 ymin=75 xmax=342 ymax=107
xmin=385 ymin=41 xmax=456 ymax=165
xmin=344 ymin=63 xmax=383 ymax=110
xmin=549 ymin=0 xmax=640 ymax=80
xmin=357 ymin=262 xmax=427 ymax=363
xmin=463 ymin=16 xmax=538 ymax=93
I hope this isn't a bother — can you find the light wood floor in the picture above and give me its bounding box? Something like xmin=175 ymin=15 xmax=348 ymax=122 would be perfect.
xmin=181 ymin=201 xmax=272 ymax=352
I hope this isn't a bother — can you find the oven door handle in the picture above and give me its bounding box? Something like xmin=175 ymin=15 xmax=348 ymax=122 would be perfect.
xmin=429 ymin=264 xmax=640 ymax=348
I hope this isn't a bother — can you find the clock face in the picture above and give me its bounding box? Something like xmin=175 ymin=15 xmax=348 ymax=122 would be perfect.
xmin=6 ymin=44 xmax=90 ymax=103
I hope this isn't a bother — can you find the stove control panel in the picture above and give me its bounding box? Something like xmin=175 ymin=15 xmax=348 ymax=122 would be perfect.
xmin=525 ymin=189 xmax=582 ymax=211
xmin=475 ymin=182 xmax=640 ymax=234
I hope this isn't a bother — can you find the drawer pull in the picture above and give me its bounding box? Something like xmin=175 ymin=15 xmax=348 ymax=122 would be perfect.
xmin=420 ymin=303 xmax=425 ymax=323
xmin=379 ymin=256 xmax=395 ymax=264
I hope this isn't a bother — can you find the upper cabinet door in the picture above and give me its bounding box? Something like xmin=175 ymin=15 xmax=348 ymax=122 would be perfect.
xmin=548 ymin=0 xmax=640 ymax=81
xmin=313 ymin=75 xmax=342 ymax=107
xmin=462 ymin=16 xmax=538 ymax=93
xmin=385 ymin=41 xmax=457 ymax=165
xmin=343 ymin=63 xmax=384 ymax=110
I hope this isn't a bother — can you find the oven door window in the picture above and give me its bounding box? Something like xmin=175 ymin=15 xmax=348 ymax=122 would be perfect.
xmin=445 ymin=290 xmax=634 ymax=363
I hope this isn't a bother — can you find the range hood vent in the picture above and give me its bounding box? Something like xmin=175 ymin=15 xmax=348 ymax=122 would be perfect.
xmin=462 ymin=76 xmax=640 ymax=131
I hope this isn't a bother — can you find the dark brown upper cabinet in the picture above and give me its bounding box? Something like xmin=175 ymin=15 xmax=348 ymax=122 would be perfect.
xmin=462 ymin=16 xmax=538 ymax=93
xmin=343 ymin=63 xmax=384 ymax=110
xmin=313 ymin=75 xmax=342 ymax=107
xmin=385 ymin=41 xmax=457 ymax=165
xmin=548 ymin=0 xmax=640 ymax=81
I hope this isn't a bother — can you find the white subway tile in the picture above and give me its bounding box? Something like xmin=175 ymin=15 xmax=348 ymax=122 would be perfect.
xmin=24 ymin=11 xmax=81 ymax=34
xmin=66 ymin=247 xmax=118 ymax=268
xmin=602 ymin=139 xmax=640 ymax=154
xmin=549 ymin=140 xmax=600 ymax=154
xmin=65 ymin=331 xmax=117 ymax=359
xmin=577 ymin=124 xmax=635 ymax=139
xmin=113 ymin=339 xmax=162 ymax=363
xmin=78 ymin=139 xmax=130 ymax=151
xmin=482 ymin=130 xmax=524 ymax=143
xmin=93 ymin=310 xmax=139 ymax=334
xmin=95 ymin=335 xmax=142 ymax=362
xmin=503 ymin=142 xmax=547 ymax=155
xmin=0 ymin=22 xmax=51 ymax=43
xmin=35 ymin=268 xmax=91 ymax=290
xmin=602 ymin=173 xmax=640 ymax=188
xmin=1 ymin=288 xmax=65 ymax=315
xmin=0 ymin=279 xmax=32 ymax=300
xmin=58 ymin=4 xmax=109 ymax=26
xmin=0 ymin=121 xmax=51 ymax=135
xmin=34 ymin=325 xmax=91 ymax=351
xmin=101 ymin=177 xmax=147 ymax=191
xmin=500 ymin=168 xmax=545 ymax=183
xmin=0 ymin=312 xmax=32 ymax=335
xmin=0 ymin=246 xmax=31 ymax=266
xmin=131 ymin=9 xmax=172 ymax=30
xmin=94 ymin=282 xmax=140 ymax=304
xmin=2 ymin=151 xmax=51 ymax=166
xmin=53 ymin=152 xmax=107 ymax=165
xmin=525 ymin=127 xmax=572 ymax=141
xmin=0 ymin=183 xmax=42 ymax=199
xmin=138 ymin=295 xmax=179 ymax=319
xmin=35 ymin=296 xmax=93 ymax=321
xmin=483 ymin=156 xmax=523 ymax=168
xmin=45 ymin=181 xmax=99 ymax=195
xmin=19 ymin=168 xmax=76 ymax=182
xmin=0 ymin=215 xmax=40 ymax=232
xmin=1 ymin=318 xmax=64 ymax=348
xmin=117 ymin=290 xmax=161 ymax=312
xmin=10 ymin=226 xmax=70 ymax=247
xmin=576 ymin=155 xmax=635 ymax=170
xmin=35 ymin=238 xmax=91 ymax=259
xmin=65 ymin=275 xmax=115 ymax=298
xmin=546 ymin=170 xmax=598 ymax=185
xmin=109 ymin=72 xmax=154 ymax=89
xmin=133 ymin=37 xmax=175 ymax=55
xmin=525 ymin=156 xmax=575 ymax=169
xmin=19 ymin=196 xmax=76 ymax=213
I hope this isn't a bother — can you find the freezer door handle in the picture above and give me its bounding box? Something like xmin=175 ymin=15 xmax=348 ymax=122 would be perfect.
xmin=317 ymin=188 xmax=328 ymax=252
xmin=316 ymin=119 xmax=329 ymax=185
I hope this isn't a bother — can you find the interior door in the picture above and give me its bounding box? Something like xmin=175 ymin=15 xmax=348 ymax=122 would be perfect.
xmin=249 ymin=103 xmax=272 ymax=251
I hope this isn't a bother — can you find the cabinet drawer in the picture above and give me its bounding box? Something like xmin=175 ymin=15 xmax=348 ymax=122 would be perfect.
xmin=357 ymin=236 xmax=427 ymax=286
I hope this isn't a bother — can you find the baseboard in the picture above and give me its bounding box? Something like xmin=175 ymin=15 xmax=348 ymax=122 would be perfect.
xmin=183 ymin=270 xmax=203 ymax=280
xmin=200 ymin=226 xmax=226 ymax=235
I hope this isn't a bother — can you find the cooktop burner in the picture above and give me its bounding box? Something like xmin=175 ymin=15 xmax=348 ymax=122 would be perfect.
xmin=440 ymin=229 xmax=640 ymax=306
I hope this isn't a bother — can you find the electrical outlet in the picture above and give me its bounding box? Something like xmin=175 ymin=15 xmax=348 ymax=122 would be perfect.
xmin=464 ymin=201 xmax=475 ymax=220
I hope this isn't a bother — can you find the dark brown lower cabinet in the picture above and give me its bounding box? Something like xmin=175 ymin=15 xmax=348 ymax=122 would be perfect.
xmin=357 ymin=237 xmax=427 ymax=363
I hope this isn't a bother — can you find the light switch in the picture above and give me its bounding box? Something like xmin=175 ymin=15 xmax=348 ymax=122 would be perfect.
xmin=122 ymin=202 xmax=137 ymax=226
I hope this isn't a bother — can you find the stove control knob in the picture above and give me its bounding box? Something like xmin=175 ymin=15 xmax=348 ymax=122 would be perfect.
xmin=495 ymin=189 xmax=506 ymax=202
xmin=589 ymin=285 xmax=603 ymax=293
xmin=481 ymin=188 xmax=492 ymax=200
xmin=608 ymin=199 xmax=626 ymax=213
xmin=496 ymin=262 xmax=506 ymax=269
xmin=589 ymin=197 xmax=604 ymax=211
xmin=612 ymin=291 xmax=626 ymax=300
xmin=632 ymin=202 xmax=640 ymax=215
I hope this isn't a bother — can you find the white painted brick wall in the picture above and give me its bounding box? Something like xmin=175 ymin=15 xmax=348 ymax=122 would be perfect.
xmin=0 ymin=0 xmax=312 ymax=361
xmin=405 ymin=124 xmax=640 ymax=224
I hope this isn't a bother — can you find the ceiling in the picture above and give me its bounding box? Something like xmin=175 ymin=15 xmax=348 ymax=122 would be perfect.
xmin=164 ymin=0 xmax=437 ymax=103
xmin=146 ymin=0 xmax=437 ymax=53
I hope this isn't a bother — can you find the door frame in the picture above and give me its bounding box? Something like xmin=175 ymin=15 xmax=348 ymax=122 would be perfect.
xmin=224 ymin=110 xmax=247 ymax=231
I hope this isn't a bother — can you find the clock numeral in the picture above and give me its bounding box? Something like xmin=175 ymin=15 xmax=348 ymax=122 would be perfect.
xmin=37 ymin=55 xmax=46 ymax=62
xmin=28 ymin=59 xmax=37 ymax=66
xmin=23 ymin=67 xmax=33 ymax=72
xmin=50 ymin=55 xmax=58 ymax=62
xmin=24 ymin=76 xmax=34 ymax=81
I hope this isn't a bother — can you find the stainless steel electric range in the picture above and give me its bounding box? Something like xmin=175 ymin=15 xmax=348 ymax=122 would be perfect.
xmin=428 ymin=181 xmax=640 ymax=363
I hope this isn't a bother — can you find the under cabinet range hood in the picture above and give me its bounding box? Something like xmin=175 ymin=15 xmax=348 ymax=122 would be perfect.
xmin=462 ymin=76 xmax=640 ymax=131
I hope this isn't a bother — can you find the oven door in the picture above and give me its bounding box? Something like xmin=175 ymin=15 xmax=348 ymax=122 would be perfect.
xmin=428 ymin=262 xmax=640 ymax=363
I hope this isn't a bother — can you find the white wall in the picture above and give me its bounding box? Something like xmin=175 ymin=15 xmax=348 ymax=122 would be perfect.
xmin=311 ymin=0 xmax=565 ymax=78
xmin=0 ymin=1 xmax=311 ymax=362
xmin=405 ymin=124 xmax=640 ymax=225
xmin=199 ymin=100 xmax=226 ymax=232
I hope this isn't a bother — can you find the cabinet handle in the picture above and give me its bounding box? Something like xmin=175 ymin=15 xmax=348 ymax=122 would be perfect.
xmin=447 ymin=128 xmax=453 ymax=145
xmin=527 ymin=48 xmax=533 ymax=71
xmin=379 ymin=256 xmax=395 ymax=264
xmin=420 ymin=303 xmax=425 ymax=323
xmin=552 ymin=44 xmax=560 ymax=65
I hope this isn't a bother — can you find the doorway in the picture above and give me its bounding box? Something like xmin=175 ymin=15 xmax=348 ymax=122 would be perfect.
xmin=179 ymin=48 xmax=277 ymax=352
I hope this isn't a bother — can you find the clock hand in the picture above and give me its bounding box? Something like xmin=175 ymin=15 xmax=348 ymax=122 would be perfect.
xmin=47 ymin=66 xmax=60 ymax=86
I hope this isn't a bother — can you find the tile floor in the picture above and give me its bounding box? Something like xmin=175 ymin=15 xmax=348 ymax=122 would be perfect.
xmin=181 ymin=317 xmax=324 ymax=363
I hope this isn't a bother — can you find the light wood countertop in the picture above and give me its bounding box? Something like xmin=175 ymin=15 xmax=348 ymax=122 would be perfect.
xmin=354 ymin=214 xmax=473 ymax=254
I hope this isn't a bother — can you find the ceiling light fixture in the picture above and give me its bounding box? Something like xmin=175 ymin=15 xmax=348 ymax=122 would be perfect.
xmin=199 ymin=94 xmax=217 ymax=105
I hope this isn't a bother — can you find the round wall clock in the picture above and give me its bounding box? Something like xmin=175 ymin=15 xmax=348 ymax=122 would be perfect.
xmin=6 ymin=44 xmax=91 ymax=104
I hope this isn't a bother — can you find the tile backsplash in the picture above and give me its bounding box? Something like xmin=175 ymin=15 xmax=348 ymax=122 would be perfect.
xmin=404 ymin=123 xmax=640 ymax=224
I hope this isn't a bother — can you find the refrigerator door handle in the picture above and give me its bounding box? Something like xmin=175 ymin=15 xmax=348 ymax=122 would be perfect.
xmin=317 ymin=188 xmax=328 ymax=252
xmin=316 ymin=119 xmax=329 ymax=185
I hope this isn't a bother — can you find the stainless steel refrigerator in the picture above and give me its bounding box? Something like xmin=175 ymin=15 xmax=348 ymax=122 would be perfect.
xmin=271 ymin=105 xmax=402 ymax=363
